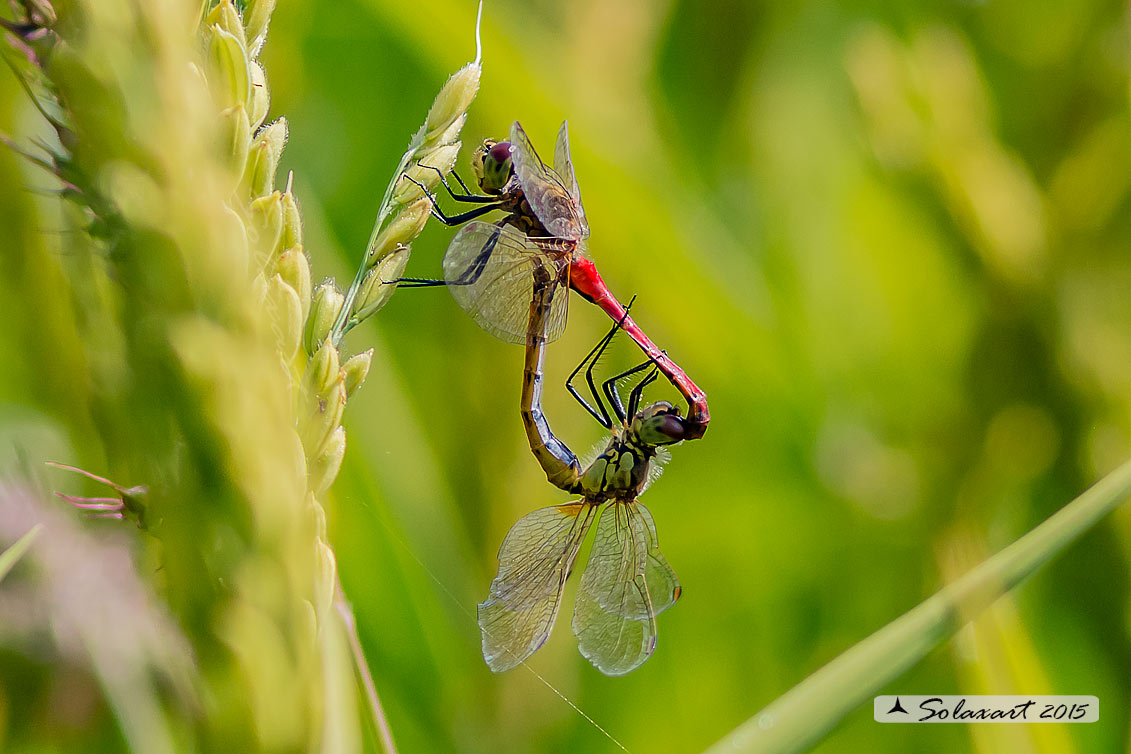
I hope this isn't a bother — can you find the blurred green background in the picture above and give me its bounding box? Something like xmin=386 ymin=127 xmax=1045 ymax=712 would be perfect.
xmin=6 ymin=0 xmax=1131 ymax=751
xmin=273 ymin=0 xmax=1131 ymax=751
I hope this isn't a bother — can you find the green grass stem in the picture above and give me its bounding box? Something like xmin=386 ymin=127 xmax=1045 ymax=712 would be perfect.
xmin=0 ymin=523 xmax=42 ymax=583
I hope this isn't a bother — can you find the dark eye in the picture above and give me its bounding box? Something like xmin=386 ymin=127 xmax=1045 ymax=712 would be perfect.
xmin=488 ymin=141 xmax=513 ymax=165
xmin=658 ymin=415 xmax=687 ymax=442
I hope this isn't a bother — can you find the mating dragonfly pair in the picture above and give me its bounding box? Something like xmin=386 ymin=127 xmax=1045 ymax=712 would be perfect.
xmin=400 ymin=122 xmax=708 ymax=675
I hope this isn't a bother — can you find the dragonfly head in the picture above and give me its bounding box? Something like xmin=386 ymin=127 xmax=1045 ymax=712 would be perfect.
xmin=472 ymin=139 xmax=515 ymax=194
xmin=632 ymin=402 xmax=688 ymax=447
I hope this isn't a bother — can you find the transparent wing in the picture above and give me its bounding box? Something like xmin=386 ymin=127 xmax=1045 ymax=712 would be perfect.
xmin=553 ymin=121 xmax=588 ymax=239
xmin=571 ymin=501 xmax=681 ymax=675
xmin=442 ymin=222 xmax=570 ymax=344
xmin=478 ymin=501 xmax=599 ymax=672
xmin=635 ymin=501 xmax=681 ymax=616
xmin=510 ymin=121 xmax=585 ymax=241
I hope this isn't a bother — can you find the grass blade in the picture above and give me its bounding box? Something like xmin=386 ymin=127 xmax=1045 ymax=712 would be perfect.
xmin=0 ymin=523 xmax=44 ymax=583
xmin=706 ymin=457 xmax=1131 ymax=754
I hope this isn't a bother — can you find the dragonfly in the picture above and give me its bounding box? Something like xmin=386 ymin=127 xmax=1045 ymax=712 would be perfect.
xmin=398 ymin=120 xmax=709 ymax=438
xmin=477 ymin=261 xmax=684 ymax=676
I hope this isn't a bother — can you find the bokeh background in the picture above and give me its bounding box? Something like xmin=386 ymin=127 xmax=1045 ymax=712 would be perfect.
xmin=291 ymin=0 xmax=1131 ymax=751
xmin=4 ymin=0 xmax=1131 ymax=751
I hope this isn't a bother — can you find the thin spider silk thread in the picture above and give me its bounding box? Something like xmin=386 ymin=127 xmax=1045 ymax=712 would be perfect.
xmin=364 ymin=504 xmax=632 ymax=754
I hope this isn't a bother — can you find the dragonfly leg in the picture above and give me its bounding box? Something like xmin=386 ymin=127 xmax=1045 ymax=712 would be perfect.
xmin=565 ymin=295 xmax=638 ymax=428
xmin=566 ymin=324 xmax=618 ymax=429
xmin=627 ymin=364 xmax=661 ymax=418
xmin=447 ymin=224 xmax=500 ymax=285
xmin=389 ymin=277 xmax=447 ymax=288
xmin=401 ymin=173 xmax=503 ymax=225
xmin=416 ymin=163 xmax=497 ymax=203
xmin=448 ymin=168 xmax=475 ymax=196
xmin=602 ymin=359 xmax=654 ymax=423
xmin=388 ymin=223 xmax=503 ymax=287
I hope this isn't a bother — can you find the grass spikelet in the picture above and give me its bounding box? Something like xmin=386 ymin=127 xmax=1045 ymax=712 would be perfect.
xmin=331 ymin=4 xmax=484 ymax=343
xmin=1 ymin=0 xmax=486 ymax=749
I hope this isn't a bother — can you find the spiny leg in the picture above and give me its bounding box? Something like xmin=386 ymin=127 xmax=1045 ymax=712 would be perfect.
xmin=417 ymin=163 xmax=497 ymax=203
xmin=391 ymin=223 xmax=504 ymax=288
xmin=602 ymin=359 xmax=655 ymax=423
xmin=448 ymin=168 xmax=475 ymax=196
xmin=566 ymin=322 xmax=619 ymax=429
xmin=627 ymin=364 xmax=661 ymax=418
xmin=402 ymin=174 xmax=502 ymax=226
xmin=390 ymin=277 xmax=448 ymax=288
xmin=566 ymin=295 xmax=637 ymax=429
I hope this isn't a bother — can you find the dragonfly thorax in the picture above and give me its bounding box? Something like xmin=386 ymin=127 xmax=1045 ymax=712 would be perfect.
xmin=578 ymin=402 xmax=686 ymax=499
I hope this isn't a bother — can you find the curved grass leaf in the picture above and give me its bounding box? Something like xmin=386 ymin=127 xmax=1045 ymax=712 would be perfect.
xmin=706 ymin=457 xmax=1131 ymax=754
xmin=0 ymin=523 xmax=43 ymax=583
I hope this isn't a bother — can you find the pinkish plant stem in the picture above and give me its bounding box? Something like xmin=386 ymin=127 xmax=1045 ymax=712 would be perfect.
xmin=54 ymin=494 xmax=122 ymax=509
xmin=46 ymin=461 xmax=120 ymax=489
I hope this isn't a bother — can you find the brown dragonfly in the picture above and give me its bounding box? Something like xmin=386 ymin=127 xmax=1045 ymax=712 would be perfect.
xmin=398 ymin=121 xmax=709 ymax=438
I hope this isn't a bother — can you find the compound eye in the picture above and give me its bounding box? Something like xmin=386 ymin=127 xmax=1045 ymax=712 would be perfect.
xmin=478 ymin=141 xmax=514 ymax=192
xmin=657 ymin=414 xmax=688 ymax=442
xmin=488 ymin=141 xmax=513 ymax=165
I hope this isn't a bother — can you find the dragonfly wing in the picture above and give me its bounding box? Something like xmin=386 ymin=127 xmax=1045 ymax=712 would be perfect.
xmin=478 ymin=501 xmax=599 ymax=672
xmin=543 ymin=259 xmax=571 ymax=344
xmin=442 ymin=222 xmax=569 ymax=344
xmin=553 ymin=121 xmax=589 ymax=239
xmin=510 ymin=121 xmax=585 ymax=241
xmin=571 ymin=500 xmax=680 ymax=675
xmin=635 ymin=501 xmax=681 ymax=615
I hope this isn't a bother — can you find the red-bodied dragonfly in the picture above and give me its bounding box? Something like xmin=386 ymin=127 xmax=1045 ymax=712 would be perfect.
xmin=477 ymin=262 xmax=684 ymax=675
xmin=397 ymin=121 xmax=709 ymax=438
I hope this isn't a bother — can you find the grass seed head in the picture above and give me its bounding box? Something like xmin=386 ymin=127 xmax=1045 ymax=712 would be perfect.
xmin=219 ymin=104 xmax=251 ymax=188
xmin=281 ymin=188 xmax=303 ymax=248
xmin=275 ymin=246 xmax=312 ymax=321
xmin=342 ymin=350 xmax=373 ymax=398
xmin=244 ymin=0 xmax=279 ymax=56
xmin=206 ymin=25 xmax=250 ymax=110
xmin=353 ymin=246 xmax=410 ymax=320
xmin=265 ymin=274 xmax=303 ymax=360
xmin=248 ymin=191 xmax=284 ymax=268
xmin=242 ymin=118 xmax=287 ymax=198
xmin=424 ymin=62 xmax=480 ymax=147
xmin=369 ymin=198 xmax=429 ymax=264
xmin=302 ymin=378 xmax=346 ymax=458
xmin=309 ymin=426 xmax=346 ymax=497
xmin=305 ymin=284 xmax=344 ymax=356
xmin=247 ymin=61 xmax=269 ymax=129
xmin=207 ymin=0 xmax=247 ymax=50
xmin=393 ymin=142 xmax=461 ymax=204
